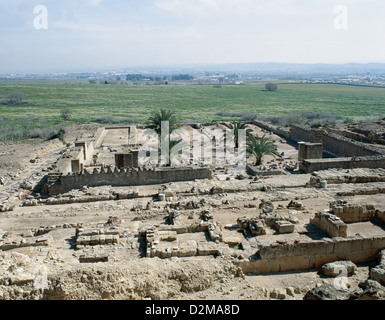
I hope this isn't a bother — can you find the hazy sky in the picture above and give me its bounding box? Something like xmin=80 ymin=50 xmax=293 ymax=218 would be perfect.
xmin=1 ymin=0 xmax=384 ymax=73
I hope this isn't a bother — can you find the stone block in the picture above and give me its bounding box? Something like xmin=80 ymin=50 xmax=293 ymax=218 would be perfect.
xmin=79 ymin=255 xmax=109 ymax=263
xmin=197 ymin=242 xmax=220 ymax=256
xmin=222 ymin=236 xmax=242 ymax=247
xmin=321 ymin=261 xmax=357 ymax=277
xmin=275 ymin=221 xmax=294 ymax=234
xmin=370 ymin=265 xmax=385 ymax=286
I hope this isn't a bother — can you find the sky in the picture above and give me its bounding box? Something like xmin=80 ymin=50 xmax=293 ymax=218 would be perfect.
xmin=0 ymin=0 xmax=384 ymax=73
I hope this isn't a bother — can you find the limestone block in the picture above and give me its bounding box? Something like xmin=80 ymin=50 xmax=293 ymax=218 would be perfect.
xmin=370 ymin=265 xmax=385 ymax=286
xmin=222 ymin=236 xmax=242 ymax=247
xmin=321 ymin=261 xmax=357 ymax=277
xmin=170 ymin=225 xmax=188 ymax=234
xmin=79 ymin=255 xmax=109 ymax=263
xmin=197 ymin=242 xmax=220 ymax=256
xmin=270 ymin=288 xmax=286 ymax=300
xmin=275 ymin=221 xmax=294 ymax=234
xmin=159 ymin=231 xmax=177 ymax=242
xmin=176 ymin=241 xmax=197 ymax=257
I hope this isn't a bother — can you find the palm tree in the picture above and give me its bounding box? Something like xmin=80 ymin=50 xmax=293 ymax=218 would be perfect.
xmin=224 ymin=121 xmax=253 ymax=149
xmin=146 ymin=109 xmax=181 ymax=166
xmin=145 ymin=109 xmax=180 ymax=135
xmin=246 ymin=134 xmax=279 ymax=166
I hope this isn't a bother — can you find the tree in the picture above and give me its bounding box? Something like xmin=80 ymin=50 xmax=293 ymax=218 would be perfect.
xmin=60 ymin=108 xmax=72 ymax=121
xmin=146 ymin=109 xmax=182 ymax=166
xmin=265 ymin=83 xmax=278 ymax=92
xmin=7 ymin=92 xmax=25 ymax=104
xmin=224 ymin=121 xmax=253 ymax=149
xmin=246 ymin=134 xmax=279 ymax=165
xmin=145 ymin=109 xmax=180 ymax=135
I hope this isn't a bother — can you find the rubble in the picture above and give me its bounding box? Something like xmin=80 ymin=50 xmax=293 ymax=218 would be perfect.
xmin=303 ymin=283 xmax=351 ymax=300
xmin=287 ymin=200 xmax=304 ymax=210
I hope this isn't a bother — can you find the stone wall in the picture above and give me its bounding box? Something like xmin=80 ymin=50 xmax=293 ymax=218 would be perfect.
xmin=246 ymin=164 xmax=284 ymax=177
xmin=238 ymin=234 xmax=385 ymax=274
xmin=289 ymin=125 xmax=384 ymax=157
xmin=55 ymin=147 xmax=84 ymax=175
xmin=327 ymin=127 xmax=385 ymax=146
xmin=48 ymin=166 xmax=213 ymax=194
xmin=250 ymin=120 xmax=290 ymax=138
xmin=289 ymin=125 xmax=323 ymax=144
xmin=323 ymin=132 xmax=383 ymax=157
xmin=298 ymin=142 xmax=323 ymax=161
xmin=330 ymin=202 xmax=376 ymax=223
xmin=300 ymin=156 xmax=385 ymax=173
xmin=310 ymin=211 xmax=347 ymax=238
xmin=93 ymin=127 xmax=108 ymax=148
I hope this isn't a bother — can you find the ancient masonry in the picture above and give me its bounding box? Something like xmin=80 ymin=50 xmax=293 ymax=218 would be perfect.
xmin=251 ymin=119 xmax=385 ymax=173
xmin=2 ymin=121 xmax=385 ymax=297
xmin=43 ymin=126 xmax=213 ymax=195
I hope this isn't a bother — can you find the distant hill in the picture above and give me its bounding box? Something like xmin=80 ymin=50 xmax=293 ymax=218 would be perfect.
xmin=141 ymin=62 xmax=385 ymax=74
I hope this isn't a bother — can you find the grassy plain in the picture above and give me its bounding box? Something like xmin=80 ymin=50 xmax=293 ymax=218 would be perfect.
xmin=0 ymin=80 xmax=384 ymax=129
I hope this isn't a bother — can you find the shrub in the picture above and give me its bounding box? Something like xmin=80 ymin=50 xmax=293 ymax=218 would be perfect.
xmin=60 ymin=108 xmax=72 ymax=121
xmin=265 ymin=83 xmax=278 ymax=92
xmin=7 ymin=92 xmax=25 ymax=104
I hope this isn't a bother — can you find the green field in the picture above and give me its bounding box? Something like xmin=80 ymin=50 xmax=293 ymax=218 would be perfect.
xmin=0 ymin=80 xmax=384 ymax=131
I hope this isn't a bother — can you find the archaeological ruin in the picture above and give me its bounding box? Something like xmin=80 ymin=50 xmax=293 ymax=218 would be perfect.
xmin=1 ymin=119 xmax=385 ymax=300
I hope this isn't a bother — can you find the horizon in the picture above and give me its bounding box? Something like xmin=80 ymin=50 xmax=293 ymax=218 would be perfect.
xmin=4 ymin=61 xmax=385 ymax=76
xmin=1 ymin=1 xmax=385 ymax=74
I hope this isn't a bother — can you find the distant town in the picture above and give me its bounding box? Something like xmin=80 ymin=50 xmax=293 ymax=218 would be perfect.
xmin=2 ymin=63 xmax=385 ymax=88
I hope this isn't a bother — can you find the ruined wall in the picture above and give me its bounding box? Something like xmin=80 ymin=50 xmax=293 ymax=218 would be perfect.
xmin=55 ymin=147 xmax=84 ymax=175
xmin=289 ymin=125 xmax=384 ymax=157
xmin=327 ymin=127 xmax=385 ymax=146
xmin=49 ymin=166 xmax=213 ymax=194
xmin=289 ymin=125 xmax=323 ymax=143
xmin=246 ymin=164 xmax=284 ymax=177
xmin=330 ymin=203 xmax=376 ymax=223
xmin=238 ymin=234 xmax=385 ymax=274
xmin=310 ymin=212 xmax=347 ymax=238
xmin=93 ymin=127 xmax=107 ymax=148
xmin=75 ymin=141 xmax=94 ymax=162
xmin=298 ymin=142 xmax=323 ymax=161
xmin=323 ymin=132 xmax=383 ymax=157
xmin=251 ymin=120 xmax=290 ymax=138
xmin=301 ymin=156 xmax=385 ymax=173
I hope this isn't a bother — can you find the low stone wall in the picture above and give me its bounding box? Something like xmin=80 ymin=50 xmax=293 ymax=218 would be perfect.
xmin=48 ymin=166 xmax=213 ymax=194
xmin=323 ymin=132 xmax=384 ymax=157
xmin=330 ymin=202 xmax=376 ymax=223
xmin=300 ymin=156 xmax=385 ymax=173
xmin=310 ymin=212 xmax=347 ymax=238
xmin=289 ymin=125 xmax=384 ymax=158
xmin=327 ymin=127 xmax=385 ymax=146
xmin=289 ymin=125 xmax=323 ymax=143
xmin=251 ymin=120 xmax=290 ymax=138
xmin=246 ymin=164 xmax=284 ymax=177
xmin=93 ymin=127 xmax=107 ymax=148
xmin=55 ymin=147 xmax=84 ymax=175
xmin=238 ymin=234 xmax=385 ymax=274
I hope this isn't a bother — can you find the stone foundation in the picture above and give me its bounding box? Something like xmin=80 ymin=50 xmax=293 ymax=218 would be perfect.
xmin=47 ymin=166 xmax=213 ymax=195
xmin=310 ymin=211 xmax=347 ymax=238
xmin=239 ymin=234 xmax=385 ymax=274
